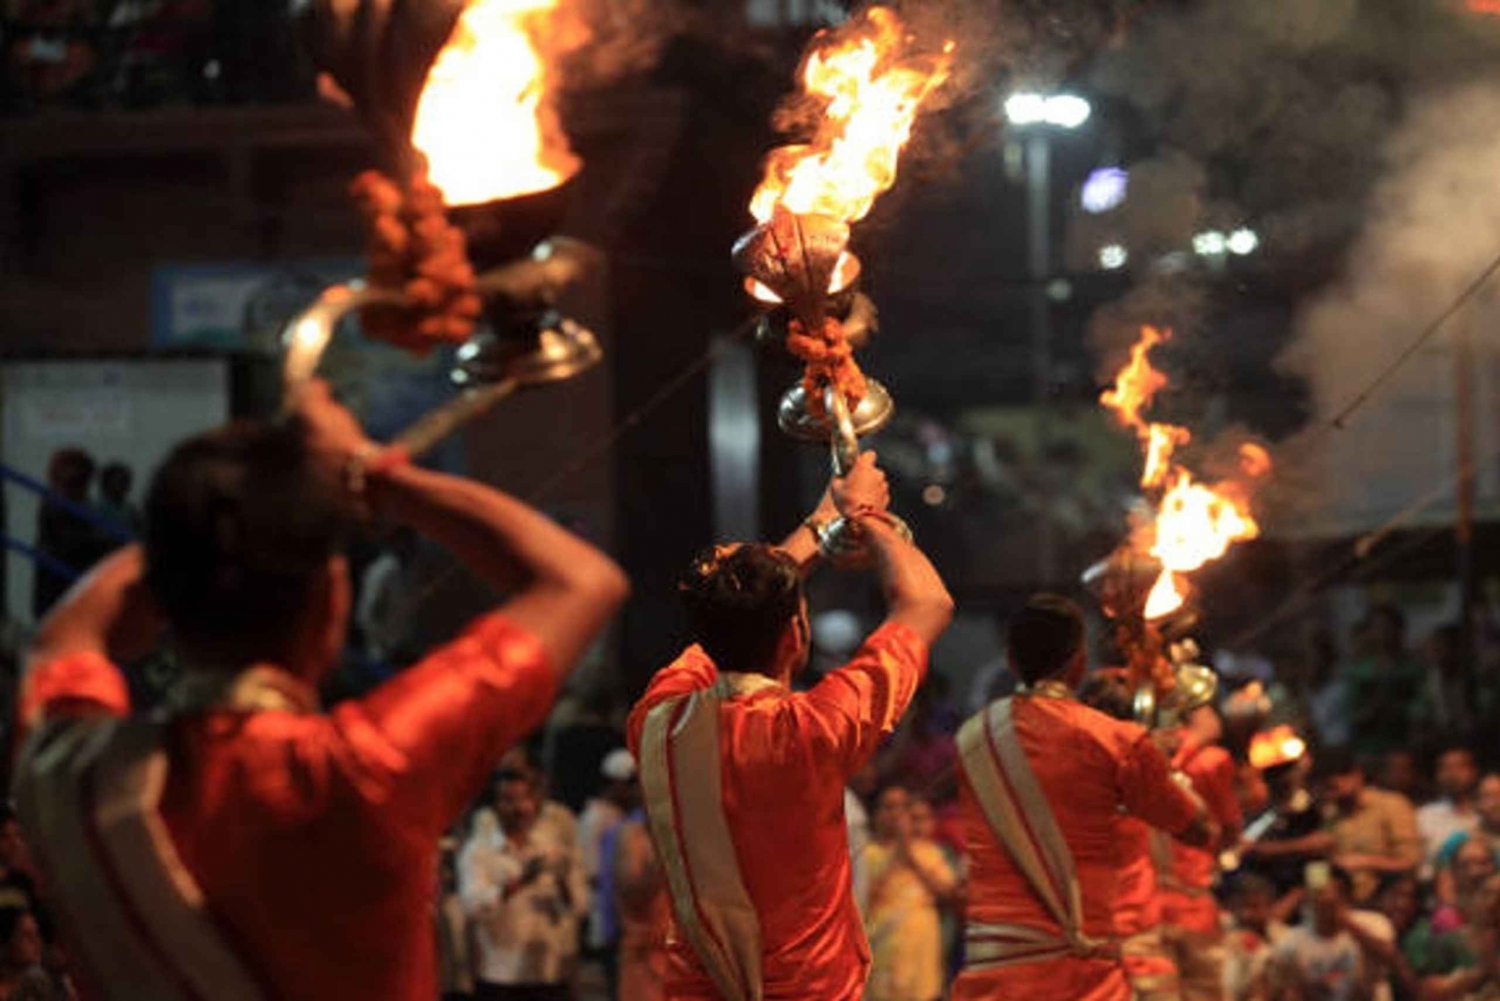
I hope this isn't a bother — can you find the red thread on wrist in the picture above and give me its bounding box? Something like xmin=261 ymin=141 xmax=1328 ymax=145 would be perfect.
xmin=370 ymin=445 xmax=411 ymax=475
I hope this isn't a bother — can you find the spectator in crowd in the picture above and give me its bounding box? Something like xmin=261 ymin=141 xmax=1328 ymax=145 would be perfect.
xmin=0 ymin=906 xmax=68 ymax=1001
xmin=459 ymin=766 xmax=589 ymax=1001
xmin=32 ymin=447 xmax=104 ymax=619
xmin=1433 ymin=838 xmax=1498 ymax=935
xmin=611 ymin=809 xmax=666 ymax=1001
xmin=1224 ymin=874 xmax=1287 ymax=1001
xmin=577 ymin=749 xmax=637 ymax=993
xmin=907 ymin=791 xmax=965 ymax=983
xmin=95 ymin=461 xmax=141 ymax=537
xmin=1376 ymin=873 xmax=1443 ymax=995
xmin=1376 ymin=750 xmax=1430 ymax=808
xmin=1418 ymin=746 xmax=1481 ymax=873
xmin=1434 ymin=773 xmax=1500 ymax=897
xmin=1268 ymin=866 xmax=1398 ymax=1001
xmin=1417 ymin=874 xmax=1500 ymax=1000
xmin=498 ymin=744 xmax=579 ymax=852
xmin=1298 ymin=626 xmax=1350 ymax=747
xmin=1319 ymin=746 xmax=1422 ymax=906
xmin=1410 ymin=630 xmax=1482 ymax=741
xmin=855 ymin=785 xmax=959 ymax=1001
xmin=1342 ymin=606 xmax=1425 ymax=757
xmin=437 ymin=834 xmax=473 ymax=1001
xmin=1243 ymin=743 xmax=1329 ymax=908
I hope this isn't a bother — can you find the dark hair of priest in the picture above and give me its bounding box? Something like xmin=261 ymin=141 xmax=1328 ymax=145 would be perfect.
xmin=1007 ymin=594 xmax=1086 ymax=686
xmin=679 ymin=544 xmax=803 ymax=677
xmin=144 ymin=420 xmax=355 ymax=667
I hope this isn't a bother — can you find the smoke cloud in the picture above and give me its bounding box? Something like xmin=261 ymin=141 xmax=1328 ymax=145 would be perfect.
xmin=1066 ymin=0 xmax=1500 ymax=527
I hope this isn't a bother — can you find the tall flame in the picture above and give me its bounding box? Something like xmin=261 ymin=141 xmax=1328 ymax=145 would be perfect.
xmin=411 ymin=0 xmax=581 ymax=207
xmin=1102 ymin=327 xmax=1271 ymax=621
xmin=749 ymin=7 xmax=953 ymax=225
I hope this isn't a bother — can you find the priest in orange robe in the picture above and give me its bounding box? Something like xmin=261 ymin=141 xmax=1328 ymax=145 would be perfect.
xmin=626 ymin=453 xmax=954 ymax=1001
xmin=1079 ymin=669 xmax=1183 ymax=1001
xmin=1157 ymin=703 xmax=1244 ymax=1001
xmin=951 ymin=597 xmax=1216 ymax=1001
xmin=13 ymin=383 xmax=628 ymax=1001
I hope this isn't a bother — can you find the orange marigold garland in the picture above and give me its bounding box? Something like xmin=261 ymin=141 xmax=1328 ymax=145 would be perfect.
xmin=786 ymin=316 xmax=868 ymax=420
xmin=350 ymin=170 xmax=483 ymax=353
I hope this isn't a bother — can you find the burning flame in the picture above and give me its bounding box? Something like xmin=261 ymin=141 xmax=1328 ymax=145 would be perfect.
xmin=1144 ymin=570 xmax=1184 ymax=620
xmin=749 ymin=7 xmax=953 ymax=226
xmin=1101 ymin=327 xmax=1270 ymax=621
xmin=1249 ymin=725 xmax=1307 ymax=770
xmin=410 ymin=0 xmax=581 ymax=207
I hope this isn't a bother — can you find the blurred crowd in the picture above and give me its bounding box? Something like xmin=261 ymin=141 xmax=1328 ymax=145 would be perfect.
xmin=9 ymin=442 xmax=1500 ymax=1001
xmin=2 ymin=0 xmax=311 ymax=113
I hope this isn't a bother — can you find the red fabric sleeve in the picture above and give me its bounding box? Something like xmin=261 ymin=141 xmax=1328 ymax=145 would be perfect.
xmin=1185 ymin=745 xmax=1244 ymax=839
xmin=19 ymin=651 xmax=131 ymax=730
xmin=1118 ymin=731 xmax=1200 ymax=837
xmin=330 ymin=612 xmax=555 ymax=836
xmin=626 ymin=646 xmax=717 ymax=757
xmin=802 ymin=621 xmax=930 ymax=777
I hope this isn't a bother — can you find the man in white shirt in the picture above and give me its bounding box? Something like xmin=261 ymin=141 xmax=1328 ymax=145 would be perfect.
xmin=1269 ymin=867 xmax=1397 ymax=1001
xmin=1416 ymin=745 xmax=1480 ymax=873
xmin=460 ymin=766 xmax=590 ymax=1000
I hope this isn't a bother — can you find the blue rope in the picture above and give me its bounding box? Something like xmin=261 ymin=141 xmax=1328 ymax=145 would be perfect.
xmin=0 ymin=463 xmax=134 ymax=542
xmin=1 ymin=536 xmax=80 ymax=582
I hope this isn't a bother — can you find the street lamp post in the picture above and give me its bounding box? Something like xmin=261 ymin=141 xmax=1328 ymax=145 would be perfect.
xmin=1005 ymin=91 xmax=1091 ymax=584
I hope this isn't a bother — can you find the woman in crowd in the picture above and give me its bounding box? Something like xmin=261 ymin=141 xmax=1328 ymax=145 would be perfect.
xmin=855 ymin=786 xmax=959 ymax=1001
xmin=1419 ymin=874 xmax=1500 ymax=1000
xmin=0 ymin=907 xmax=69 ymax=1001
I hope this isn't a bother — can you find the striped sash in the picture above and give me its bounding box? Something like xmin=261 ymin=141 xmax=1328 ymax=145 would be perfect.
xmin=957 ymin=698 xmax=1115 ymax=971
xmin=639 ymin=674 xmax=775 ymax=1001
xmin=13 ymin=716 xmax=266 ymax=1001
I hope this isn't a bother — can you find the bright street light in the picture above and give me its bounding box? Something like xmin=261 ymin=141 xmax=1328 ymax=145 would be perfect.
xmin=1098 ymin=244 xmax=1128 ymax=270
xmin=1227 ymin=228 xmax=1260 ymax=255
xmin=1192 ymin=230 xmax=1227 ymax=256
xmin=1004 ymin=92 xmax=1093 ymax=129
xmin=1081 ymin=167 xmax=1128 ymax=213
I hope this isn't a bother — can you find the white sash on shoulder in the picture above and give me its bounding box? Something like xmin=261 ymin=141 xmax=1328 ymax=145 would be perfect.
xmin=639 ymin=674 xmax=773 ymax=1001
xmin=956 ymin=698 xmax=1114 ymax=971
xmin=14 ymin=717 xmax=267 ymax=1001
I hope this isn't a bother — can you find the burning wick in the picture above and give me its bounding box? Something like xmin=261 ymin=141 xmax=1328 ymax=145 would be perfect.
xmin=740 ymin=7 xmax=952 ymax=420
xmin=410 ymin=0 xmax=582 ymax=207
xmin=1100 ymin=326 xmax=1271 ymax=622
xmin=749 ymin=7 xmax=953 ymax=227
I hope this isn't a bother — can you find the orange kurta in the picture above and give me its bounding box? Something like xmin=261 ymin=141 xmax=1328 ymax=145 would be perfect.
xmin=18 ymin=613 xmax=554 ymax=1001
xmin=625 ymin=622 xmax=928 ymax=1001
xmin=951 ymin=696 xmax=1199 ymax=1001
xmin=1113 ymin=814 xmax=1177 ymax=991
xmin=1160 ymin=737 xmax=1242 ymax=934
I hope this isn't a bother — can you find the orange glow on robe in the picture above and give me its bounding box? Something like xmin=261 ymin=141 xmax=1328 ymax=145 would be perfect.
xmin=19 ymin=615 xmax=557 ymax=1001
xmin=627 ymin=624 xmax=929 ymax=1001
xmin=952 ymin=697 xmax=1200 ymax=1001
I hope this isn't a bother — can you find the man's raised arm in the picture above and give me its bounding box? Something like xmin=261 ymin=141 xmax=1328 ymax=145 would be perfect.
xmin=301 ymin=382 xmax=629 ymax=676
xmin=20 ymin=545 xmax=162 ymax=729
xmin=861 ymin=513 xmax=955 ymax=648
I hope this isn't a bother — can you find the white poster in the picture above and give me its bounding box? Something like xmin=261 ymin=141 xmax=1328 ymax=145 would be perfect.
xmin=1 ymin=359 xmax=229 ymax=624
